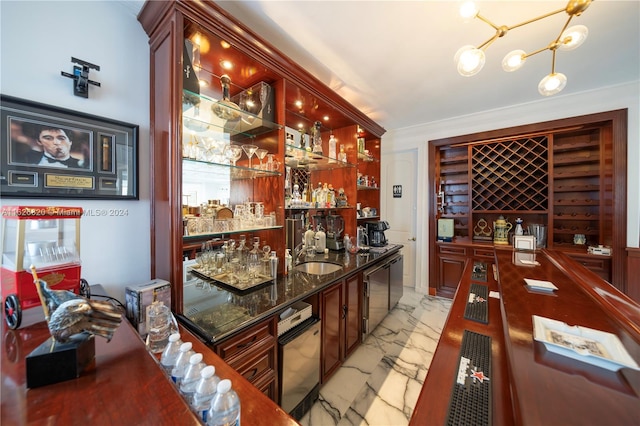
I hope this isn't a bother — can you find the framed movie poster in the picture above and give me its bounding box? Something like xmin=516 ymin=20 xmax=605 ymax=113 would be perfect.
xmin=1 ymin=95 xmax=138 ymax=199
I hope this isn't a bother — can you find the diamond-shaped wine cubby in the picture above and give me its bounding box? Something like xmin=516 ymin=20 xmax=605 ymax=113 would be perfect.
xmin=471 ymin=136 xmax=549 ymax=211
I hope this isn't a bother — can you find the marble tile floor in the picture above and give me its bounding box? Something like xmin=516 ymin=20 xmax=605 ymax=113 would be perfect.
xmin=299 ymin=288 xmax=452 ymax=426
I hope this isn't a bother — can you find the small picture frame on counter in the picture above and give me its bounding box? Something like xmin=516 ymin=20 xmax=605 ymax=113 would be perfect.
xmin=514 ymin=235 xmax=536 ymax=250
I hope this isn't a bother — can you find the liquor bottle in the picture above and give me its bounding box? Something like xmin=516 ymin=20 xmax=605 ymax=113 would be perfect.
xmin=312 ymin=121 xmax=323 ymax=155
xmin=328 ymin=133 xmax=337 ymax=162
xmin=338 ymin=145 xmax=347 ymax=163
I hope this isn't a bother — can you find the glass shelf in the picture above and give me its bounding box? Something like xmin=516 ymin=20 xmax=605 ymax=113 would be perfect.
xmin=182 ymin=89 xmax=282 ymax=139
xmin=357 ymin=152 xmax=377 ymax=162
xmin=357 ymin=185 xmax=379 ymax=190
xmin=284 ymin=143 xmax=355 ymax=171
xmin=357 ymin=215 xmax=380 ymax=221
xmin=183 ymin=225 xmax=283 ymax=242
xmin=183 ymin=158 xmax=281 ymax=180
xmin=285 ymin=206 xmax=354 ymax=211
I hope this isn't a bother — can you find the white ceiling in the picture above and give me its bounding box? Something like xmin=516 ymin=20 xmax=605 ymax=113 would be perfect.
xmin=129 ymin=1 xmax=640 ymax=132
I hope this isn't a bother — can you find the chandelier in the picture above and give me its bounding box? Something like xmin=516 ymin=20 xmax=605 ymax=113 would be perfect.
xmin=455 ymin=0 xmax=591 ymax=96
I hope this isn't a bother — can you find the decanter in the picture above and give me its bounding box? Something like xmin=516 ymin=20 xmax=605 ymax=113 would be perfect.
xmin=312 ymin=121 xmax=323 ymax=155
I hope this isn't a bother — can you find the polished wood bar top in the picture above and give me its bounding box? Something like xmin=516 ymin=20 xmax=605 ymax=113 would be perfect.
xmin=411 ymin=248 xmax=640 ymax=425
xmin=495 ymin=248 xmax=640 ymax=425
xmin=1 ymin=287 xmax=298 ymax=426
xmin=410 ymin=256 xmax=515 ymax=425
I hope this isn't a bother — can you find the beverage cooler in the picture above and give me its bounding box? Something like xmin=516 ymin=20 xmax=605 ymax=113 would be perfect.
xmin=362 ymin=253 xmax=403 ymax=340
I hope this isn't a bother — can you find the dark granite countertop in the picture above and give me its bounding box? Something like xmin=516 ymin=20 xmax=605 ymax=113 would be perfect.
xmin=179 ymin=244 xmax=403 ymax=343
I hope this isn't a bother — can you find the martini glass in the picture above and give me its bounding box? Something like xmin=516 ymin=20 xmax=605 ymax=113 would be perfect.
xmin=255 ymin=148 xmax=268 ymax=168
xmin=242 ymin=144 xmax=258 ymax=169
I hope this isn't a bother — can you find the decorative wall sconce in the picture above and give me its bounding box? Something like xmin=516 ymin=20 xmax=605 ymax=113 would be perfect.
xmin=455 ymin=0 xmax=591 ymax=96
xmin=60 ymin=57 xmax=101 ymax=98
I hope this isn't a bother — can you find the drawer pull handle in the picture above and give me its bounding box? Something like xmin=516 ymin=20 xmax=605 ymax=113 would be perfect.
xmin=236 ymin=335 xmax=257 ymax=349
xmin=246 ymin=368 xmax=258 ymax=381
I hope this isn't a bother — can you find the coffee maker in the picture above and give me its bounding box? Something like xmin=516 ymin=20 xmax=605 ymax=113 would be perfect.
xmin=326 ymin=214 xmax=345 ymax=251
xmin=365 ymin=221 xmax=389 ymax=247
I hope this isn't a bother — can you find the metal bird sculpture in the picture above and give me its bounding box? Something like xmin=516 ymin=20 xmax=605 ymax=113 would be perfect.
xmin=31 ymin=265 xmax=122 ymax=343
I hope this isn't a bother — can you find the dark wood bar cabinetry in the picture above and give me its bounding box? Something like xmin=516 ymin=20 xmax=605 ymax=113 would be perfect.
xmin=320 ymin=272 xmax=362 ymax=383
xmin=138 ymin=0 xmax=386 ymax=406
xmin=411 ymin=248 xmax=640 ymax=425
xmin=429 ymin=110 xmax=628 ymax=298
xmin=137 ymin=0 xmax=384 ymax=316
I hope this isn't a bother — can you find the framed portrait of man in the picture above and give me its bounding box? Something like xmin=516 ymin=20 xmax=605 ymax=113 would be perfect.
xmin=1 ymin=95 xmax=138 ymax=199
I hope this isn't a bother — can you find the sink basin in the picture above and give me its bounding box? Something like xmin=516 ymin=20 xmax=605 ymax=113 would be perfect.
xmin=293 ymin=261 xmax=342 ymax=275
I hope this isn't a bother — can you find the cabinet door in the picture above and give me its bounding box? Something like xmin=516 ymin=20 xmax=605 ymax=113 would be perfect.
xmin=437 ymin=255 xmax=467 ymax=298
xmin=344 ymin=273 xmax=362 ymax=358
xmin=320 ymin=282 xmax=343 ymax=383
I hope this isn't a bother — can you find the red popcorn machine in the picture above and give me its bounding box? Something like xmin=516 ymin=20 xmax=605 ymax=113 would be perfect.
xmin=2 ymin=206 xmax=89 ymax=329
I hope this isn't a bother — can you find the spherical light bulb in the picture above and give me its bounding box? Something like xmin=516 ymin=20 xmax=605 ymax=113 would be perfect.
xmin=502 ymin=50 xmax=527 ymax=72
xmin=459 ymin=1 xmax=479 ymax=20
xmin=559 ymin=25 xmax=588 ymax=51
xmin=538 ymin=72 xmax=567 ymax=96
xmin=455 ymin=45 xmax=485 ymax=77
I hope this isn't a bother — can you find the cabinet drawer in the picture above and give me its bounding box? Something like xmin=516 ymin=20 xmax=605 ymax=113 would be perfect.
xmin=473 ymin=248 xmax=494 ymax=259
xmin=566 ymin=253 xmax=611 ymax=281
xmin=567 ymin=254 xmax=610 ymax=271
xmin=235 ymin=347 xmax=275 ymax=383
xmin=438 ymin=245 xmax=467 ymax=256
xmin=575 ymin=258 xmax=608 ymax=271
xmin=216 ymin=320 xmax=275 ymax=361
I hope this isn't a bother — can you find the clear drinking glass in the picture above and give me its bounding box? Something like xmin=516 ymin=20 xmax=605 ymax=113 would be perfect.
xmin=224 ymin=144 xmax=243 ymax=166
xmin=147 ymin=302 xmax=171 ymax=353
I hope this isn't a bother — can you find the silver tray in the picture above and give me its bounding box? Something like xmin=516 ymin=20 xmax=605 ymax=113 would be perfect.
xmin=532 ymin=315 xmax=639 ymax=371
xmin=191 ymin=267 xmax=274 ymax=294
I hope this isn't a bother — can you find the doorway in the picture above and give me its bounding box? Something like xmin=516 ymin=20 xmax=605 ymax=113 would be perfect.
xmin=382 ymin=149 xmax=417 ymax=290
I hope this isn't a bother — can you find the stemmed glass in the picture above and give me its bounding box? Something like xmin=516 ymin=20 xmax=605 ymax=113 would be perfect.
xmin=242 ymin=144 xmax=258 ymax=169
xmin=225 ymin=144 xmax=243 ymax=166
xmin=255 ymin=149 xmax=268 ymax=168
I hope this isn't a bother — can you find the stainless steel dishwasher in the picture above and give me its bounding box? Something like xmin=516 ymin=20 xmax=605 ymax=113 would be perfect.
xmin=388 ymin=254 xmax=404 ymax=309
xmin=278 ymin=317 xmax=321 ymax=420
xmin=363 ymin=263 xmax=390 ymax=340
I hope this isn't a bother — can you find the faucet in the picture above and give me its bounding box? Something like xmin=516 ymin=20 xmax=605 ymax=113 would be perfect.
xmin=293 ymin=241 xmax=306 ymax=265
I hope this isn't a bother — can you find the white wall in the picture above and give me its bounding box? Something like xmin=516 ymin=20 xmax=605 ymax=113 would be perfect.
xmin=382 ymin=81 xmax=640 ymax=292
xmin=1 ymin=1 xmax=150 ymax=303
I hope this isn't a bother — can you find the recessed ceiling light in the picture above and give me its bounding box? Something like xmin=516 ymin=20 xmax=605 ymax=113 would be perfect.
xmin=220 ymin=60 xmax=233 ymax=70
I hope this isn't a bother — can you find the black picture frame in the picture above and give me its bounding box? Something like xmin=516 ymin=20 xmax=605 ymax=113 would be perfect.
xmin=1 ymin=95 xmax=138 ymax=199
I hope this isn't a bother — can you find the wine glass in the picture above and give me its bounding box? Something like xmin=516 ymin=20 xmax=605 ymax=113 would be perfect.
xmin=225 ymin=144 xmax=243 ymax=166
xmin=255 ymin=148 xmax=268 ymax=168
xmin=242 ymin=144 xmax=258 ymax=169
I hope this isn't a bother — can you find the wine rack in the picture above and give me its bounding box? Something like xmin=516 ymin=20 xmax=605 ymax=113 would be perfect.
xmin=438 ymin=145 xmax=469 ymax=237
xmin=552 ymin=128 xmax=602 ymax=248
xmin=471 ymin=136 xmax=549 ymax=212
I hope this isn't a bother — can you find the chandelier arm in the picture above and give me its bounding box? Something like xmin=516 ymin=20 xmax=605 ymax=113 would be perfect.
xmin=551 ymin=49 xmax=557 ymax=74
xmin=476 ymin=13 xmax=500 ymax=31
xmin=522 ymin=45 xmax=553 ymax=60
xmin=552 ymin=15 xmax=575 ymax=45
xmin=507 ymin=7 xmax=566 ymax=31
xmin=477 ymin=32 xmax=501 ymax=50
